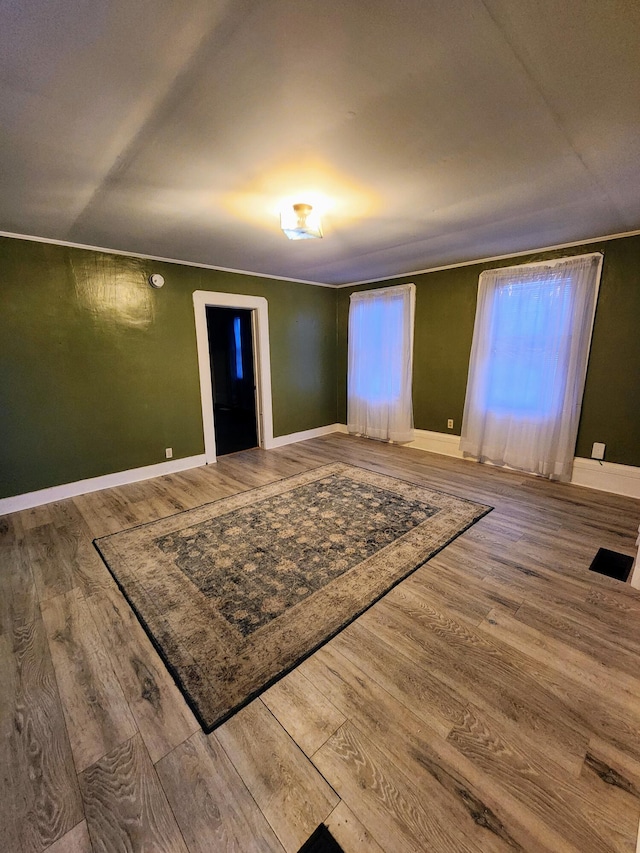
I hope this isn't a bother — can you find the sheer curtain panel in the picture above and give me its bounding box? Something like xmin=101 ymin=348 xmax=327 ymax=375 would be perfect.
xmin=460 ymin=254 xmax=602 ymax=481
xmin=348 ymin=284 xmax=416 ymax=443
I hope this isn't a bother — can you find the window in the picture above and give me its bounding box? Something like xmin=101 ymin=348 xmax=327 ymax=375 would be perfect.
xmin=347 ymin=284 xmax=415 ymax=443
xmin=460 ymin=254 xmax=602 ymax=480
xmin=233 ymin=315 xmax=244 ymax=380
xmin=484 ymin=278 xmax=573 ymax=419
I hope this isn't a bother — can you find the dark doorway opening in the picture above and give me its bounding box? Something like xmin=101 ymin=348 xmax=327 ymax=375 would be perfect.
xmin=206 ymin=306 xmax=259 ymax=456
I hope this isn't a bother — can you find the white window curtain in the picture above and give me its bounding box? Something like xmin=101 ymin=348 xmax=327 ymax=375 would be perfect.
xmin=347 ymin=284 xmax=415 ymax=443
xmin=460 ymin=254 xmax=602 ymax=481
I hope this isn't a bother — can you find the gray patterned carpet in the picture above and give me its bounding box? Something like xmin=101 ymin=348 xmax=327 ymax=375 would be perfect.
xmin=94 ymin=463 xmax=491 ymax=731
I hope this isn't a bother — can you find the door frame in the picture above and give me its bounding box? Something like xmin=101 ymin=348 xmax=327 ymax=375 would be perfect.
xmin=193 ymin=290 xmax=274 ymax=463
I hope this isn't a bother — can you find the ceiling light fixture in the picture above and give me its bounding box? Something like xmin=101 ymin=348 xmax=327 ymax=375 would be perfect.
xmin=280 ymin=203 xmax=323 ymax=240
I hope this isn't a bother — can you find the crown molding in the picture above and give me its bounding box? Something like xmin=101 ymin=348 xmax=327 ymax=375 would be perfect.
xmin=336 ymin=228 xmax=640 ymax=288
xmin=0 ymin=230 xmax=334 ymax=288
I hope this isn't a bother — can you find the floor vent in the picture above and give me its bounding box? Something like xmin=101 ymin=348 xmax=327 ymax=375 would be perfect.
xmin=588 ymin=548 xmax=634 ymax=582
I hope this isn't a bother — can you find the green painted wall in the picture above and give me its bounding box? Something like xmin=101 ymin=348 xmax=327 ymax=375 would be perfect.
xmin=337 ymin=234 xmax=640 ymax=467
xmin=4 ymin=230 xmax=640 ymax=500
xmin=0 ymin=237 xmax=337 ymax=499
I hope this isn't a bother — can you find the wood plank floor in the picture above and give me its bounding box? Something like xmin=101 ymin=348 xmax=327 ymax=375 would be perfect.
xmin=2 ymin=433 xmax=640 ymax=852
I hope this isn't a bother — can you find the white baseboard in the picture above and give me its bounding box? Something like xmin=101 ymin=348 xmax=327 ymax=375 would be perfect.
xmin=270 ymin=423 xmax=347 ymax=449
xmin=414 ymin=429 xmax=640 ymax=500
xmin=408 ymin=429 xmax=464 ymax=458
xmin=4 ymin=425 xmax=639 ymax=515
xmin=337 ymin=425 xmax=464 ymax=457
xmin=570 ymin=457 xmax=640 ymax=499
xmin=0 ymin=454 xmax=207 ymax=515
xmin=340 ymin=425 xmax=640 ymax=500
xmin=0 ymin=424 xmax=345 ymax=515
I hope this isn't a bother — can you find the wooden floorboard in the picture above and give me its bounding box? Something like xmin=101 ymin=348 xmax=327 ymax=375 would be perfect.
xmin=304 ymin=645 xmax=573 ymax=852
xmin=41 ymin=588 xmax=138 ymax=774
xmin=86 ymin=583 xmax=200 ymax=764
xmin=79 ymin=733 xmax=188 ymax=852
xmin=0 ymin=618 xmax=85 ymax=853
xmin=261 ymin=667 xmax=347 ymax=758
xmin=1 ymin=433 xmax=640 ymax=851
xmin=325 ymin=801 xmax=385 ymax=853
xmin=156 ymin=729 xmax=285 ymax=853
xmin=216 ymin=699 xmax=339 ymax=852
xmin=42 ymin=821 xmax=92 ymax=853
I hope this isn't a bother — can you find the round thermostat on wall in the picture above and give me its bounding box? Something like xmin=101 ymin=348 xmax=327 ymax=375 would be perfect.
xmin=149 ymin=273 xmax=165 ymax=288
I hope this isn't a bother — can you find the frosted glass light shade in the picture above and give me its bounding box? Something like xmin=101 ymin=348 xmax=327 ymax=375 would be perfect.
xmin=280 ymin=203 xmax=323 ymax=240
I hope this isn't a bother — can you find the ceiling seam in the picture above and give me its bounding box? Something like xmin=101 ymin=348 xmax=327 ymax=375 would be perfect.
xmin=477 ymin=0 xmax=630 ymax=231
xmin=337 ymin=227 xmax=640 ymax=288
xmin=66 ymin=0 xmax=260 ymax=241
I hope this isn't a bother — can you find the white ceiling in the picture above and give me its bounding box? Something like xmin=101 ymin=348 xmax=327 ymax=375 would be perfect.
xmin=1 ymin=0 xmax=639 ymax=285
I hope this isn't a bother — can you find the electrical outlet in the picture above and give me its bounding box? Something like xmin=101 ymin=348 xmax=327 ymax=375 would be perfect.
xmin=591 ymin=442 xmax=605 ymax=461
xmin=165 ymin=447 xmax=173 ymax=459
xmin=447 ymin=419 xmax=454 ymax=429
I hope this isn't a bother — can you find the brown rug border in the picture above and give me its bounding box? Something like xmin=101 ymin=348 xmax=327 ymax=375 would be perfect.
xmin=93 ymin=463 xmax=493 ymax=733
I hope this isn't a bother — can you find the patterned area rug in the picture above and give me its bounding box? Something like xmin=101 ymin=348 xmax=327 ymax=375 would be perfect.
xmin=94 ymin=463 xmax=491 ymax=731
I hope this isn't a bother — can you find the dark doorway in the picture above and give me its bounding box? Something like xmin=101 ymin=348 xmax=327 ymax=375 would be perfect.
xmin=206 ymin=306 xmax=258 ymax=456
